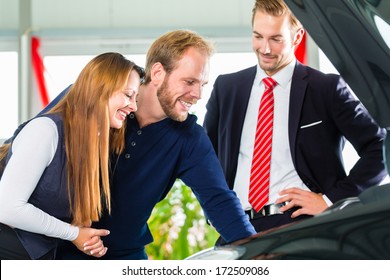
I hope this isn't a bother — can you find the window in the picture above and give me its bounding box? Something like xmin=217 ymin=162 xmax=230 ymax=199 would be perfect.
xmin=0 ymin=51 xmax=18 ymax=141
xmin=43 ymin=50 xmax=360 ymax=172
xmin=44 ymin=54 xmax=146 ymax=101
xmin=192 ymin=52 xmax=255 ymax=124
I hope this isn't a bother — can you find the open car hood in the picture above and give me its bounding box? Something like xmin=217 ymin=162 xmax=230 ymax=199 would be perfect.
xmin=285 ymin=0 xmax=390 ymax=128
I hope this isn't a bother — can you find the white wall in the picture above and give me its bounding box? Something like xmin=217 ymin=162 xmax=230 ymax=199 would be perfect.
xmin=0 ymin=0 xmax=258 ymax=56
xmin=0 ymin=0 xmax=18 ymax=29
xmin=0 ymin=0 xmax=253 ymax=30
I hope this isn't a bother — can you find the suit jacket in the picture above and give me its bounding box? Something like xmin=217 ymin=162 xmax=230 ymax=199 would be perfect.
xmin=203 ymin=61 xmax=387 ymax=203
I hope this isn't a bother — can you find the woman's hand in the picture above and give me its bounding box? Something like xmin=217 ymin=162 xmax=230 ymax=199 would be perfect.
xmin=71 ymin=227 xmax=110 ymax=258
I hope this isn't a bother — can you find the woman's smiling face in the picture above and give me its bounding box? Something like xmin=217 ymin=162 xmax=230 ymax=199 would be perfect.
xmin=109 ymin=70 xmax=141 ymax=129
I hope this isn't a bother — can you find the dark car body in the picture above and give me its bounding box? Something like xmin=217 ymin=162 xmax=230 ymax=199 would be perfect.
xmin=187 ymin=0 xmax=390 ymax=260
xmin=232 ymin=185 xmax=390 ymax=259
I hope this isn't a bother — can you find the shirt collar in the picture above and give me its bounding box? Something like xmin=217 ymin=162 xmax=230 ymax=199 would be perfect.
xmin=256 ymin=58 xmax=296 ymax=89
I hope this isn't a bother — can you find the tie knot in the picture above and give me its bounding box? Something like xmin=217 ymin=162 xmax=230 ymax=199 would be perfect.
xmin=263 ymin=77 xmax=277 ymax=90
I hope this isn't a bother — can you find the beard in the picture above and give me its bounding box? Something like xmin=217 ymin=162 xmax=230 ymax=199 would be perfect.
xmin=258 ymin=54 xmax=279 ymax=74
xmin=157 ymin=77 xmax=188 ymax=122
xmin=257 ymin=51 xmax=294 ymax=75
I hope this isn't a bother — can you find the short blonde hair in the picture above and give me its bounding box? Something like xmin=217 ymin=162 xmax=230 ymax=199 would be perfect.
xmin=252 ymin=0 xmax=302 ymax=33
xmin=144 ymin=29 xmax=214 ymax=84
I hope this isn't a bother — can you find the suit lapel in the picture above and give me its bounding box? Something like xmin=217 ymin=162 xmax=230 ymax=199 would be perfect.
xmin=289 ymin=62 xmax=309 ymax=164
xmin=227 ymin=66 xmax=257 ymax=187
xmin=232 ymin=66 xmax=257 ymax=155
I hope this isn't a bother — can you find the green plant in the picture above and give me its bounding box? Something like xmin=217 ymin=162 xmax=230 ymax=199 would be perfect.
xmin=146 ymin=179 xmax=219 ymax=260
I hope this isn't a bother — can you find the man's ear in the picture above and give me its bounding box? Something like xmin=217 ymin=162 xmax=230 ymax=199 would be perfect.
xmin=150 ymin=62 xmax=166 ymax=86
xmin=293 ymin=27 xmax=305 ymax=48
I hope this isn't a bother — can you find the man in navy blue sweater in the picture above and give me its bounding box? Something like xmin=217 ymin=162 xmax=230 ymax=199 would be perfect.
xmin=36 ymin=30 xmax=255 ymax=259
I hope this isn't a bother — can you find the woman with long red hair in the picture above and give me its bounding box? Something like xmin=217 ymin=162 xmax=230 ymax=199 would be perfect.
xmin=0 ymin=52 xmax=144 ymax=259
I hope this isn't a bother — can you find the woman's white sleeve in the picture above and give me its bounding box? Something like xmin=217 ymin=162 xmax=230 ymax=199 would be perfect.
xmin=0 ymin=117 xmax=78 ymax=241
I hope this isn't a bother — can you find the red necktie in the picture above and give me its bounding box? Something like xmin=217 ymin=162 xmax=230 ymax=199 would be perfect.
xmin=248 ymin=77 xmax=277 ymax=212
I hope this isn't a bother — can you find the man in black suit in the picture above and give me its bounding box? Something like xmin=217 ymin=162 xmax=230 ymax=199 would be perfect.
xmin=203 ymin=0 xmax=387 ymax=233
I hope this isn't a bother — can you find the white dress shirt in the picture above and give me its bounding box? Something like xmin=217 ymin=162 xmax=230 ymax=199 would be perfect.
xmin=234 ymin=59 xmax=311 ymax=211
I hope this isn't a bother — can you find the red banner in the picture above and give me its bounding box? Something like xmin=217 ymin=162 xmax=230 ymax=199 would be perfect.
xmin=31 ymin=36 xmax=49 ymax=107
xmin=295 ymin=32 xmax=307 ymax=64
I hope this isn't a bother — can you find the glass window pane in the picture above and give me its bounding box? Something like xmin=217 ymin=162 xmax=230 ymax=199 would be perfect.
xmin=0 ymin=51 xmax=18 ymax=141
xmin=44 ymin=54 xmax=146 ymax=101
xmin=192 ymin=52 xmax=255 ymax=124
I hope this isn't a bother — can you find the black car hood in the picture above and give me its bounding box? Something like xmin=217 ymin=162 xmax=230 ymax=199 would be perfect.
xmin=285 ymin=0 xmax=390 ymax=128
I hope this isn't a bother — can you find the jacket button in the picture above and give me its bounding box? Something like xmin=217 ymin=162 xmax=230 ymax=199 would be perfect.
xmin=124 ymin=154 xmax=130 ymax=159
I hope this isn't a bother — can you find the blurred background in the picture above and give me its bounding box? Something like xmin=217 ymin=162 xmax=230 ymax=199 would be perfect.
xmin=0 ymin=0 xmax=358 ymax=259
